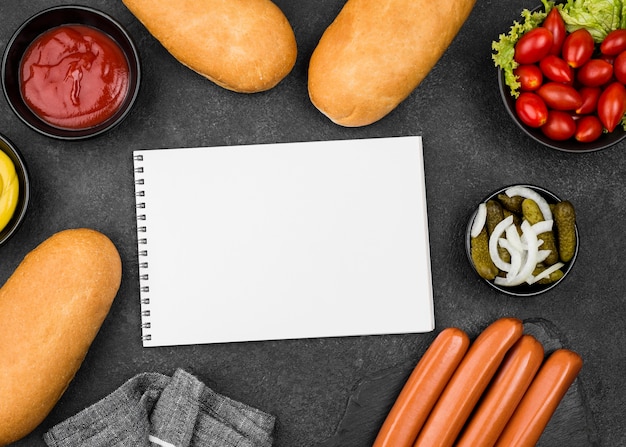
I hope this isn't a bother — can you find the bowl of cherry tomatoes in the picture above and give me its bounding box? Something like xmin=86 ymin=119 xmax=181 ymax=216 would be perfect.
xmin=497 ymin=5 xmax=626 ymax=152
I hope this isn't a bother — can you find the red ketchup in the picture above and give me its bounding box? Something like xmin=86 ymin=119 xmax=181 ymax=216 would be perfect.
xmin=20 ymin=24 xmax=130 ymax=130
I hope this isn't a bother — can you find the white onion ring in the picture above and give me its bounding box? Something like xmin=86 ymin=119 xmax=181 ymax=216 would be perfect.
xmin=505 ymin=220 xmax=539 ymax=286
xmin=499 ymin=238 xmax=522 ymax=281
xmin=471 ymin=203 xmax=487 ymax=238
xmin=486 ymin=190 xmax=563 ymax=288
xmin=536 ymin=249 xmax=552 ymax=264
xmin=489 ymin=215 xmax=514 ymax=271
xmin=527 ymin=262 xmax=565 ymax=285
xmin=505 ymin=186 xmax=553 ymax=221
xmin=532 ymin=219 xmax=553 ymax=234
xmin=505 ymin=225 xmax=524 ymax=253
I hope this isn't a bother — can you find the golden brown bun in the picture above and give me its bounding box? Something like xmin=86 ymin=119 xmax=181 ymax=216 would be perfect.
xmin=308 ymin=0 xmax=476 ymax=127
xmin=123 ymin=0 xmax=297 ymax=93
xmin=0 ymin=228 xmax=122 ymax=446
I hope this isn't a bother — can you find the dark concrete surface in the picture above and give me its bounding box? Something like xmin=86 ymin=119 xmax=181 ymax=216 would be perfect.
xmin=0 ymin=0 xmax=624 ymax=446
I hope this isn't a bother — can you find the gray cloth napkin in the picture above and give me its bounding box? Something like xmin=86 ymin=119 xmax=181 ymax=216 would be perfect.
xmin=43 ymin=369 xmax=275 ymax=447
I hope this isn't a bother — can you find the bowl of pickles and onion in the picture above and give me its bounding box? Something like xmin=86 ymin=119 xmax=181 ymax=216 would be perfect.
xmin=465 ymin=184 xmax=578 ymax=296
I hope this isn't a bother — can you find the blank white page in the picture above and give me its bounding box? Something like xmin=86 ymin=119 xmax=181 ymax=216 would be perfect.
xmin=133 ymin=136 xmax=433 ymax=347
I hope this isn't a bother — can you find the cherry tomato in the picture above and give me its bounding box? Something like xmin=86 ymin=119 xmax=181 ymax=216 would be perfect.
xmin=539 ymin=55 xmax=573 ymax=82
xmin=515 ymin=27 xmax=554 ymax=64
xmin=574 ymin=115 xmax=604 ymax=142
xmin=576 ymin=59 xmax=614 ymax=87
xmin=514 ymin=64 xmax=543 ymax=91
xmin=537 ymin=82 xmax=583 ymax=110
xmin=515 ymin=92 xmax=549 ymax=127
xmin=599 ymin=53 xmax=615 ymax=65
xmin=597 ymin=81 xmax=626 ymax=132
xmin=576 ymin=86 xmax=602 ymax=114
xmin=613 ymin=51 xmax=626 ymax=84
xmin=543 ymin=8 xmax=567 ymax=55
xmin=600 ymin=29 xmax=626 ymax=56
xmin=562 ymin=28 xmax=595 ymax=68
xmin=541 ymin=110 xmax=576 ymax=140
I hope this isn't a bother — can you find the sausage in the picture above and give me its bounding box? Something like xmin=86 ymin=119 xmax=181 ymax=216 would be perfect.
xmin=413 ymin=317 xmax=524 ymax=447
xmin=372 ymin=327 xmax=470 ymax=447
xmin=494 ymin=348 xmax=583 ymax=447
xmin=455 ymin=334 xmax=545 ymax=447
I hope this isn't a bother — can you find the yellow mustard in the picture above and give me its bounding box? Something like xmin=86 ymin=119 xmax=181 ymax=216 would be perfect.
xmin=0 ymin=150 xmax=19 ymax=232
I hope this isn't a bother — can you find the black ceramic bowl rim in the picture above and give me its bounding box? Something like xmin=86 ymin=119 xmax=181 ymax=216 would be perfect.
xmin=497 ymin=3 xmax=626 ymax=153
xmin=0 ymin=133 xmax=29 ymax=246
xmin=465 ymin=184 xmax=579 ymax=297
xmin=498 ymin=71 xmax=626 ymax=152
xmin=1 ymin=5 xmax=141 ymax=140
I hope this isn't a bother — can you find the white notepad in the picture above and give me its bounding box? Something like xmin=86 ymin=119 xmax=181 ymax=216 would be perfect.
xmin=133 ymin=136 xmax=433 ymax=347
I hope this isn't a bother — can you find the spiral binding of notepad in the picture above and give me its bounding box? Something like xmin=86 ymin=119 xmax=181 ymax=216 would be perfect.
xmin=133 ymin=154 xmax=152 ymax=343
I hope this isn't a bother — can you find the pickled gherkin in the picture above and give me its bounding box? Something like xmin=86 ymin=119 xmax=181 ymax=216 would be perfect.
xmin=486 ymin=199 xmax=510 ymax=264
xmin=521 ymin=198 xmax=559 ymax=266
xmin=471 ymin=226 xmax=499 ymax=280
xmin=497 ymin=193 xmax=524 ymax=213
xmin=469 ymin=186 xmax=578 ymax=290
xmin=532 ymin=265 xmax=564 ymax=284
xmin=554 ymin=201 xmax=577 ymax=262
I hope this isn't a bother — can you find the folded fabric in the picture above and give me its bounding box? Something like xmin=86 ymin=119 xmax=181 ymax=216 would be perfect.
xmin=43 ymin=369 xmax=275 ymax=447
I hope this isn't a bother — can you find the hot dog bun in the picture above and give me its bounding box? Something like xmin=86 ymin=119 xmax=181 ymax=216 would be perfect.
xmin=123 ymin=0 xmax=297 ymax=93
xmin=0 ymin=228 xmax=122 ymax=446
xmin=308 ymin=0 xmax=476 ymax=126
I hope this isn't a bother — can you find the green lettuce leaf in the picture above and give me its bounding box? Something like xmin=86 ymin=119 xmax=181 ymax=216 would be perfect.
xmin=492 ymin=0 xmax=626 ymax=129
xmin=492 ymin=0 xmax=626 ymax=97
xmin=557 ymin=0 xmax=625 ymax=41
xmin=492 ymin=2 xmax=553 ymax=98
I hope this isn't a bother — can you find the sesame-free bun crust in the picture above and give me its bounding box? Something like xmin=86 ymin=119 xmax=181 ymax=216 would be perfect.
xmin=0 ymin=229 xmax=122 ymax=445
xmin=123 ymin=0 xmax=297 ymax=93
xmin=308 ymin=0 xmax=476 ymax=126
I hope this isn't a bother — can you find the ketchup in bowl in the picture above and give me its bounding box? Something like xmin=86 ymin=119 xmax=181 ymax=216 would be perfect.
xmin=20 ymin=24 xmax=130 ymax=130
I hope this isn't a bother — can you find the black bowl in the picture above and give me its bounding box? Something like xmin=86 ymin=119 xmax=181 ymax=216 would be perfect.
xmin=1 ymin=5 xmax=141 ymax=140
xmin=497 ymin=1 xmax=626 ymax=153
xmin=498 ymin=70 xmax=626 ymax=152
xmin=0 ymin=134 xmax=29 ymax=246
xmin=466 ymin=184 xmax=579 ymax=297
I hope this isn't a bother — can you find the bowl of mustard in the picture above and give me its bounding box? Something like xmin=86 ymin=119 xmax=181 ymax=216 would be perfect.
xmin=0 ymin=133 xmax=29 ymax=247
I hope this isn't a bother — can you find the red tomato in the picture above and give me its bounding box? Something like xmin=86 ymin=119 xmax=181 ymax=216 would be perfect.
xmin=537 ymin=82 xmax=583 ymax=110
xmin=600 ymin=29 xmax=626 ymax=56
xmin=597 ymin=82 xmax=626 ymax=132
xmin=514 ymin=64 xmax=544 ymax=91
xmin=541 ymin=110 xmax=576 ymax=140
xmin=562 ymin=28 xmax=595 ymax=68
xmin=574 ymin=115 xmax=604 ymax=142
xmin=576 ymin=86 xmax=602 ymax=114
xmin=599 ymin=53 xmax=615 ymax=65
xmin=576 ymin=59 xmax=614 ymax=87
xmin=613 ymin=51 xmax=626 ymax=84
xmin=543 ymin=8 xmax=567 ymax=55
xmin=539 ymin=55 xmax=573 ymax=82
xmin=515 ymin=92 xmax=549 ymax=127
xmin=515 ymin=27 xmax=554 ymax=64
